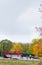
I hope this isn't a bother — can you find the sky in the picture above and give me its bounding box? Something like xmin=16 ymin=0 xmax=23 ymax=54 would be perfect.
xmin=0 ymin=0 xmax=42 ymax=43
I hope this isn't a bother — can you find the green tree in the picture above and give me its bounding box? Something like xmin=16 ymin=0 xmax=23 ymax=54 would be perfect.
xmin=0 ymin=39 xmax=13 ymax=52
xmin=0 ymin=42 xmax=3 ymax=51
xmin=28 ymin=39 xmax=38 ymax=54
xmin=22 ymin=44 xmax=29 ymax=54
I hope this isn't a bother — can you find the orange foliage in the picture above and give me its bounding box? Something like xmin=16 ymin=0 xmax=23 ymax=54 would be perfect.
xmin=10 ymin=43 xmax=23 ymax=54
xmin=33 ymin=42 xmax=42 ymax=57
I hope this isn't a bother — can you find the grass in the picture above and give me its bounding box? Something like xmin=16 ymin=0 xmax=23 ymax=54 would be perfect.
xmin=0 ymin=59 xmax=42 ymax=65
xmin=37 ymin=61 xmax=42 ymax=65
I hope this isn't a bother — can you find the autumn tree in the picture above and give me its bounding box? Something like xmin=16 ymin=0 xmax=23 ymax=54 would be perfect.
xmin=10 ymin=43 xmax=24 ymax=54
xmin=33 ymin=38 xmax=42 ymax=57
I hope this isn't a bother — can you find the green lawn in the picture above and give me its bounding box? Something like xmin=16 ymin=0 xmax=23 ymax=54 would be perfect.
xmin=0 ymin=59 xmax=42 ymax=65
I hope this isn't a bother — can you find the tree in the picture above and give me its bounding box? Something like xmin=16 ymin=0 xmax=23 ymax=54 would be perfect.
xmin=22 ymin=44 xmax=29 ymax=54
xmin=28 ymin=39 xmax=38 ymax=54
xmin=10 ymin=43 xmax=24 ymax=54
xmin=28 ymin=44 xmax=33 ymax=54
xmin=0 ymin=39 xmax=13 ymax=52
xmin=35 ymin=27 xmax=42 ymax=37
xmin=33 ymin=38 xmax=42 ymax=57
xmin=39 ymin=4 xmax=42 ymax=18
xmin=0 ymin=42 xmax=3 ymax=51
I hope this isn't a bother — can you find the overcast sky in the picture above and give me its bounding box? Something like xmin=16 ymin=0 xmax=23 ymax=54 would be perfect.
xmin=0 ymin=0 xmax=42 ymax=43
